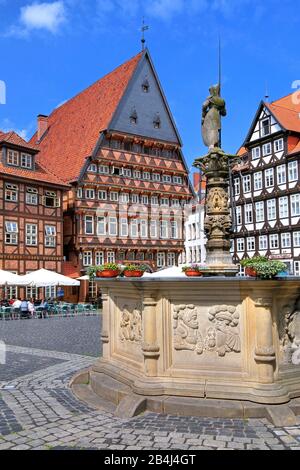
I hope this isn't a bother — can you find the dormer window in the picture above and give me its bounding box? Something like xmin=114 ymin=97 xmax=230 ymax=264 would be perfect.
xmin=7 ymin=150 xmax=19 ymax=166
xmin=153 ymin=113 xmax=161 ymax=129
xmin=261 ymin=118 xmax=271 ymax=136
xmin=130 ymin=108 xmax=138 ymax=125
xmin=142 ymin=79 xmax=150 ymax=93
xmin=88 ymin=164 xmax=97 ymax=172
xmin=21 ymin=153 xmax=33 ymax=169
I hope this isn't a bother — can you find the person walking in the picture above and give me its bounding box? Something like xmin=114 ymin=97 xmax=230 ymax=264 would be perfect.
xmin=20 ymin=299 xmax=30 ymax=319
xmin=28 ymin=299 xmax=35 ymax=318
xmin=39 ymin=298 xmax=49 ymax=319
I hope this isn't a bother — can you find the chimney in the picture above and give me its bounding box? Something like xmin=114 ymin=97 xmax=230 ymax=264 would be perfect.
xmin=37 ymin=114 xmax=48 ymax=141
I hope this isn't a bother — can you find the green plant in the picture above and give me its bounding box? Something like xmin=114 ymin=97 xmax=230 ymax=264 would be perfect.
xmin=241 ymin=257 xmax=287 ymax=279
xmin=123 ymin=264 xmax=148 ymax=272
xmin=182 ymin=264 xmax=207 ymax=272
xmin=87 ymin=266 xmax=98 ymax=279
xmin=97 ymin=263 xmax=119 ymax=272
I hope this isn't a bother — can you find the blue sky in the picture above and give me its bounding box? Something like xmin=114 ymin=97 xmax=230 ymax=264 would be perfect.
xmin=0 ymin=0 xmax=299 ymax=171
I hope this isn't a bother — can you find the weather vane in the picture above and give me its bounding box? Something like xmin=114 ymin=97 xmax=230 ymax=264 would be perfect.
xmin=141 ymin=17 xmax=149 ymax=51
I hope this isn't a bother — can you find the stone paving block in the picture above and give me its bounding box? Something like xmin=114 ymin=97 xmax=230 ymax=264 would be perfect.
xmin=203 ymin=439 xmax=221 ymax=448
xmin=12 ymin=444 xmax=31 ymax=450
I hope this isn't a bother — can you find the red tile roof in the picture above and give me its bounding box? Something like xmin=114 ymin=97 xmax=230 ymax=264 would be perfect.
xmin=289 ymin=139 xmax=300 ymax=155
xmin=62 ymin=262 xmax=80 ymax=279
xmin=266 ymin=92 xmax=300 ymax=133
xmin=30 ymin=52 xmax=143 ymax=183
xmin=0 ymin=130 xmax=38 ymax=151
xmin=0 ymin=130 xmax=68 ymax=186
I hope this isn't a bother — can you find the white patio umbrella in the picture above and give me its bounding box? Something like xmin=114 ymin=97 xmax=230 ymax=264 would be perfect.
xmin=0 ymin=269 xmax=30 ymax=286
xmin=143 ymin=266 xmax=185 ymax=278
xmin=21 ymin=268 xmax=80 ymax=287
xmin=77 ymin=275 xmax=89 ymax=281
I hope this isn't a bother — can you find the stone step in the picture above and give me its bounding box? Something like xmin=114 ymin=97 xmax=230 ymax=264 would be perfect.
xmin=72 ymin=384 xmax=116 ymax=413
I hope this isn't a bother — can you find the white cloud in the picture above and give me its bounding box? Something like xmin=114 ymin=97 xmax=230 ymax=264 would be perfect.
xmin=145 ymin=0 xmax=184 ymax=20
xmin=20 ymin=1 xmax=66 ymax=33
xmin=0 ymin=118 xmax=29 ymax=140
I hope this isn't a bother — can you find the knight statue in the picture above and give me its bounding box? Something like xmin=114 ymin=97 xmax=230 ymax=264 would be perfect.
xmin=201 ymin=84 xmax=226 ymax=150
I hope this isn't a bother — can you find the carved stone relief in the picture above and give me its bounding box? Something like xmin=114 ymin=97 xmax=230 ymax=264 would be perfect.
xmin=279 ymin=297 xmax=300 ymax=365
xmin=206 ymin=187 xmax=229 ymax=214
xmin=173 ymin=304 xmax=240 ymax=357
xmin=119 ymin=305 xmax=142 ymax=343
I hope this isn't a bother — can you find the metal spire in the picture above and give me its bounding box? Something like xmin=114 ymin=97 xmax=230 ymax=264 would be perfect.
xmin=141 ymin=17 xmax=149 ymax=51
xmin=218 ymin=36 xmax=222 ymax=148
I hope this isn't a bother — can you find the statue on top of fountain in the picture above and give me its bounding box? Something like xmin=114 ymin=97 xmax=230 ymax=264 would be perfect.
xmin=201 ymin=84 xmax=226 ymax=151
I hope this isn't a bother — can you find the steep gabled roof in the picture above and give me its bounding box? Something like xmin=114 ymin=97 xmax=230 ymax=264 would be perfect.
xmin=266 ymin=92 xmax=300 ymax=133
xmin=0 ymin=130 xmax=38 ymax=151
xmin=30 ymin=52 xmax=143 ymax=183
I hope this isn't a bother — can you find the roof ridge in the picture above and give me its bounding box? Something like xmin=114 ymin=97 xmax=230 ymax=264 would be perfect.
xmin=269 ymin=102 xmax=300 ymax=113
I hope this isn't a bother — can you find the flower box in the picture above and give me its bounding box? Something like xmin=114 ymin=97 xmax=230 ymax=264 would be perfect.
xmin=97 ymin=270 xmax=119 ymax=278
xmin=184 ymin=270 xmax=203 ymax=277
xmin=245 ymin=267 xmax=257 ymax=277
xmin=124 ymin=270 xmax=144 ymax=278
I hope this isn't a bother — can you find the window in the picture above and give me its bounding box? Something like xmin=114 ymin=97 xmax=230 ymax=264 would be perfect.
xmin=7 ymin=150 xmax=19 ymax=166
xmin=110 ymin=140 xmax=122 ymax=150
xmin=275 ymin=139 xmax=284 ymax=152
xmin=143 ymin=171 xmax=151 ymax=180
xmin=262 ymin=142 xmax=272 ymax=156
xmin=252 ymin=147 xmax=261 ymax=159
xmin=288 ymin=161 xmax=298 ymax=182
xmin=5 ymin=221 xmax=18 ymax=244
xmin=140 ymin=219 xmax=148 ymax=238
xmin=85 ymin=215 xmax=94 ymax=235
xmin=171 ymin=221 xmax=178 ymax=239
xmin=245 ymin=204 xmax=253 ymax=223
xmin=138 ymin=195 xmax=147 ymax=205
xmin=45 ymin=225 xmax=56 ymax=246
xmin=5 ymin=183 xmax=18 ymax=202
xmin=237 ymin=238 xmax=245 ymax=251
xmin=88 ymin=164 xmax=97 ymax=172
xmin=172 ymin=199 xmax=180 ymax=207
xmin=131 ymin=194 xmax=139 ymax=203
xmin=26 ymin=224 xmax=37 ymax=246
xmin=163 ymin=175 xmax=172 ymax=183
xmin=157 ymin=252 xmax=166 ymax=268
xmin=293 ymin=232 xmax=300 ymax=247
xmin=247 ymin=237 xmax=255 ymax=251
xmin=85 ymin=188 xmax=95 ymax=199
xmin=150 ymin=220 xmax=158 ymax=238
xmin=142 ymin=79 xmax=149 ymax=93
xmin=255 ymin=201 xmax=265 ymax=222
xmin=153 ymin=114 xmax=161 ymax=129
xmin=26 ymin=188 xmax=38 ymax=205
xmin=267 ymin=199 xmax=276 ymax=220
xmin=110 ymin=192 xmax=119 ymax=202
xmin=97 ymin=216 xmax=106 ymax=235
xmin=294 ymin=261 xmax=300 ymax=276
xmin=161 ymin=198 xmax=169 ymax=206
xmin=109 ymin=217 xmax=117 ymax=236
xmin=120 ymin=218 xmax=128 ymax=237
xmin=45 ymin=285 xmax=56 ymax=300
xmin=234 ymin=178 xmax=240 ymax=196
xmin=98 ymin=190 xmax=107 ymax=201
xmin=160 ymin=220 xmax=168 ymax=238
xmin=259 ymin=235 xmax=268 ymax=250
xmin=242 ymin=175 xmax=251 ymax=193
xmin=270 ymin=234 xmax=279 ymax=249
xmin=120 ymin=193 xmax=129 ymax=203
xmin=281 ymin=233 xmax=291 ymax=248
xmin=83 ymin=251 xmax=92 ymax=266
xmin=133 ymin=170 xmax=141 ymax=179
xmin=107 ymin=252 xmax=115 ymax=263
xmin=277 ymin=165 xmax=286 ymax=184
xmin=130 ymin=219 xmax=138 ymax=238
xmin=167 ymin=253 xmax=176 ymax=267
xmin=152 ymin=173 xmax=161 ymax=182
xmin=278 ymin=197 xmax=288 ymax=219
xmin=265 ymin=168 xmax=274 ymax=188
xmin=21 ymin=153 xmax=32 ymax=169
xmin=130 ymin=109 xmax=138 ymax=124
xmin=99 ymin=165 xmax=109 ymax=174
xmin=261 ymin=118 xmax=271 ymax=136
xmin=122 ymin=168 xmax=132 ymax=178
xmin=291 ymin=194 xmax=300 ymax=216
xmin=77 ymin=188 xmax=83 ymax=198
xmin=236 ymin=206 xmax=242 ymax=225
xmin=254 ymin=172 xmax=262 ymax=190
xmin=42 ymin=191 xmax=60 ymax=207
xmin=173 ymin=176 xmax=183 ymax=184
xmin=151 ymin=196 xmax=159 ymax=205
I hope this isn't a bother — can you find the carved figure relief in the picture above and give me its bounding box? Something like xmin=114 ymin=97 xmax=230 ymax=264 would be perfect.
xmin=279 ymin=297 xmax=300 ymax=365
xmin=119 ymin=305 xmax=142 ymax=343
xmin=173 ymin=304 xmax=240 ymax=357
xmin=204 ymin=214 xmax=232 ymax=238
xmin=206 ymin=188 xmax=229 ymax=214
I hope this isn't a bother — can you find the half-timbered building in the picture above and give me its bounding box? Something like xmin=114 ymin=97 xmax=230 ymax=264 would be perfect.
xmin=0 ymin=130 xmax=68 ymax=298
xmin=30 ymin=49 xmax=194 ymax=290
xmin=231 ymin=93 xmax=300 ymax=276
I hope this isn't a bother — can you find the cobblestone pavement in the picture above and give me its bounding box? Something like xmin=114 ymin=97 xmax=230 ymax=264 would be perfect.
xmin=0 ymin=319 xmax=300 ymax=450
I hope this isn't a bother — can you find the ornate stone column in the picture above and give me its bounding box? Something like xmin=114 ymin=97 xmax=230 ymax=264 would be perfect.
xmin=142 ymin=292 xmax=160 ymax=377
xmin=100 ymin=287 xmax=110 ymax=359
xmin=253 ymin=295 xmax=276 ymax=384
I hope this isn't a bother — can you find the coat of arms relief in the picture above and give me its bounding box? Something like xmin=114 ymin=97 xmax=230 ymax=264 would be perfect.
xmin=173 ymin=304 xmax=241 ymax=357
xmin=119 ymin=304 xmax=142 ymax=343
xmin=278 ymin=297 xmax=300 ymax=365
